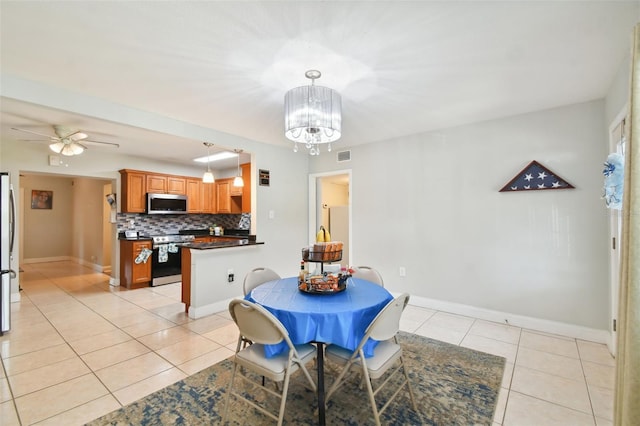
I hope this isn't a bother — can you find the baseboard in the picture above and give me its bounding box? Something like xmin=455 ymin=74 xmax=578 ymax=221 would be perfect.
xmin=409 ymin=295 xmax=609 ymax=344
xmin=23 ymin=256 xmax=71 ymax=264
xmin=188 ymin=298 xmax=235 ymax=319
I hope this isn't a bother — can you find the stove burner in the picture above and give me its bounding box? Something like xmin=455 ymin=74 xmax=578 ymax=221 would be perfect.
xmin=151 ymin=234 xmax=195 ymax=245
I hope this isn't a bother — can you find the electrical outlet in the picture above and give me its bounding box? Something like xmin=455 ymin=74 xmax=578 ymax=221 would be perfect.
xmin=227 ymin=269 xmax=234 ymax=283
xmin=399 ymin=266 xmax=406 ymax=277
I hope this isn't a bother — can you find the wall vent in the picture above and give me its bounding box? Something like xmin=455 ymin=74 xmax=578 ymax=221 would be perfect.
xmin=337 ymin=150 xmax=351 ymax=162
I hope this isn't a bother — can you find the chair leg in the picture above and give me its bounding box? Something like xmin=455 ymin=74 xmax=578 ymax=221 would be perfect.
xmin=276 ymin=364 xmax=293 ymax=426
xmin=222 ymin=361 xmax=240 ymax=424
xmin=360 ymin=360 xmax=381 ymax=426
xmin=401 ymin=356 xmax=417 ymax=411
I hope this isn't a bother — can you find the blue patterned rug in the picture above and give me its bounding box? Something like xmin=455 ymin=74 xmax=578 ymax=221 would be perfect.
xmin=88 ymin=332 xmax=505 ymax=425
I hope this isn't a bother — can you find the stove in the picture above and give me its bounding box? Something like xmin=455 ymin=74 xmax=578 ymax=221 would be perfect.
xmin=149 ymin=234 xmax=195 ymax=286
xmin=151 ymin=234 xmax=195 ymax=247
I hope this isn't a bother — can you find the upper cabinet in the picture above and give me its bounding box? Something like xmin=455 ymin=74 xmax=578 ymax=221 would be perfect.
xmin=241 ymin=162 xmax=251 ymax=213
xmin=120 ymin=170 xmax=146 ymax=213
xmin=120 ymin=169 xmax=237 ymax=214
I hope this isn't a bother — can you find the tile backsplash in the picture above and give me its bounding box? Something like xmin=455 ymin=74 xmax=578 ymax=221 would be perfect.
xmin=117 ymin=213 xmax=251 ymax=235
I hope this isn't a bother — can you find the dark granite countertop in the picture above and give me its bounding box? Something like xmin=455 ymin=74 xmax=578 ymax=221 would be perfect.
xmin=183 ymin=240 xmax=264 ymax=250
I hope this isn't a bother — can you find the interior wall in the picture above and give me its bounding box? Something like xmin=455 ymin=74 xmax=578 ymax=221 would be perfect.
xmin=20 ymin=174 xmax=73 ymax=260
xmin=310 ymin=99 xmax=610 ymax=330
xmin=71 ymin=177 xmax=110 ymax=266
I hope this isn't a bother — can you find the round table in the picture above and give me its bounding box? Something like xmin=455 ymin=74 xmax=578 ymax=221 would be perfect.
xmin=246 ymin=276 xmax=393 ymax=425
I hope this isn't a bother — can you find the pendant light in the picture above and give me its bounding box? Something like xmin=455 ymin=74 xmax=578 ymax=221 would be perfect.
xmin=202 ymin=142 xmax=215 ymax=183
xmin=233 ymin=149 xmax=244 ymax=187
xmin=284 ymin=69 xmax=342 ymax=156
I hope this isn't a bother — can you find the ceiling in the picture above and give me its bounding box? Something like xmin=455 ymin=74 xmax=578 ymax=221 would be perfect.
xmin=1 ymin=1 xmax=638 ymax=167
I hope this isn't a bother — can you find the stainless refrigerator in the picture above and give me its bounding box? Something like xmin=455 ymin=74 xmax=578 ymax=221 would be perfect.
xmin=0 ymin=172 xmax=16 ymax=335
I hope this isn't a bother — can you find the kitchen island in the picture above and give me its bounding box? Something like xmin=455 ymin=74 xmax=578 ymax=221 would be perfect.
xmin=181 ymin=238 xmax=265 ymax=319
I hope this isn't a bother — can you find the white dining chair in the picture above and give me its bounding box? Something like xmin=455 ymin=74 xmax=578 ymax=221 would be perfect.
xmin=223 ymin=299 xmax=317 ymax=426
xmin=243 ymin=267 xmax=281 ymax=296
xmin=324 ymin=293 xmax=416 ymax=426
xmin=352 ymin=266 xmax=384 ymax=287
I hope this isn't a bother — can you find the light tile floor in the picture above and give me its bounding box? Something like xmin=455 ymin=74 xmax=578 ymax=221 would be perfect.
xmin=0 ymin=261 xmax=615 ymax=425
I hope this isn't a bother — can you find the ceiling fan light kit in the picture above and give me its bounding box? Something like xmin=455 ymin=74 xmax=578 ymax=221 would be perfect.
xmin=11 ymin=125 xmax=120 ymax=157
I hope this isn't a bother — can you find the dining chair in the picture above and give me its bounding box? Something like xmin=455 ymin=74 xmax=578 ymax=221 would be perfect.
xmin=223 ymin=299 xmax=317 ymax=426
xmin=243 ymin=267 xmax=281 ymax=296
xmin=352 ymin=266 xmax=384 ymax=287
xmin=324 ymin=293 xmax=416 ymax=426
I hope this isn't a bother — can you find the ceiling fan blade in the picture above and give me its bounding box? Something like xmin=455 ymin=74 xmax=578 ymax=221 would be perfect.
xmin=74 ymin=142 xmax=89 ymax=150
xmin=67 ymin=131 xmax=88 ymax=141
xmin=83 ymin=139 xmax=120 ymax=148
xmin=11 ymin=127 xmax=59 ymax=140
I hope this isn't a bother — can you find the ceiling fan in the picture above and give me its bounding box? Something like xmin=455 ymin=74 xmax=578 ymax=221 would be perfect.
xmin=11 ymin=125 xmax=120 ymax=156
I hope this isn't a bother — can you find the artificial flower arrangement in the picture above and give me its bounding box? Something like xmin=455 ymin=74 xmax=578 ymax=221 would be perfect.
xmin=603 ymin=152 xmax=624 ymax=210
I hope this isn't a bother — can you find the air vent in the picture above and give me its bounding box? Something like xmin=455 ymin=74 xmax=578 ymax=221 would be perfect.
xmin=337 ymin=150 xmax=351 ymax=162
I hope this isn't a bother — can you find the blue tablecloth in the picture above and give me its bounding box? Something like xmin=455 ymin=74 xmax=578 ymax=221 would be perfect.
xmin=246 ymin=277 xmax=393 ymax=358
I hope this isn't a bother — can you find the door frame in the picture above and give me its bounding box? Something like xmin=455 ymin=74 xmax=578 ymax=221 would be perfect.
xmin=308 ymin=169 xmax=352 ymax=263
xmin=607 ymin=105 xmax=627 ymax=356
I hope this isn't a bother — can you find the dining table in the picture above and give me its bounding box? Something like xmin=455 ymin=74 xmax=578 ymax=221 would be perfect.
xmin=245 ymin=276 xmax=393 ymax=425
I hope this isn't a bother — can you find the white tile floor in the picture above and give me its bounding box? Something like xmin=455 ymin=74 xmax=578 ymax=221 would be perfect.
xmin=0 ymin=261 xmax=615 ymax=425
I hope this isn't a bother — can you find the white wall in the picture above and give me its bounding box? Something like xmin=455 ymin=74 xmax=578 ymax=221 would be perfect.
xmin=311 ymin=100 xmax=610 ymax=331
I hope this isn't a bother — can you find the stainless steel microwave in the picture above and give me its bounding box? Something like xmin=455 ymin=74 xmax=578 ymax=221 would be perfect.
xmin=146 ymin=193 xmax=188 ymax=214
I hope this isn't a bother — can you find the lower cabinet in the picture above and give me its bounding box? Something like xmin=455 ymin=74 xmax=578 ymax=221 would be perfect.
xmin=120 ymin=240 xmax=152 ymax=288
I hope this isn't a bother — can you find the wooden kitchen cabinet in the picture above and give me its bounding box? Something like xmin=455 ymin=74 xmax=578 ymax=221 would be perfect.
xmin=202 ymin=181 xmax=216 ymax=213
xmin=216 ymin=179 xmax=232 ymax=213
xmin=167 ymin=177 xmax=186 ymax=194
xmin=119 ymin=169 xmax=146 ymax=213
xmin=186 ymin=179 xmax=202 ymax=213
xmin=120 ymin=239 xmax=152 ymax=288
xmin=241 ymin=162 xmax=251 ymax=213
xmin=146 ymin=174 xmax=167 ymax=193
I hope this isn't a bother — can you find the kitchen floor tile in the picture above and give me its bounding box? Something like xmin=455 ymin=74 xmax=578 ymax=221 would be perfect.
xmin=515 ymin=346 xmax=584 ymax=381
xmin=413 ymin=322 xmax=467 ymax=345
xmin=95 ymin=352 xmax=174 ymax=392
xmin=0 ymin=377 xmax=11 ymax=403
xmin=0 ymin=400 xmax=20 ymax=426
xmin=0 ymin=332 xmax=66 ymax=360
xmin=156 ymin=334 xmax=222 ymax=365
xmin=183 ymin=314 xmax=233 ymax=335
xmin=136 ymin=325 xmax=197 ymax=350
xmin=8 ymin=357 xmax=90 ymax=398
xmin=2 ymin=343 xmax=76 ymax=376
xmin=582 ymin=360 xmax=615 ymax=390
xmin=468 ymin=320 xmax=521 ymax=345
xmin=503 ymin=391 xmax=595 ymax=425
xmin=519 ymin=331 xmax=579 ymax=358
xmin=201 ymin=322 xmax=240 ymax=346
xmin=14 ymin=373 xmax=109 ymax=425
xmin=493 ymin=387 xmax=508 ymax=424
xmin=588 ymin=384 xmax=614 ymax=421
xmin=68 ymin=329 xmax=133 ymax=355
xmin=460 ymin=334 xmax=518 ymax=364
xmin=121 ymin=316 xmax=176 ymax=338
xmin=423 ymin=311 xmax=475 ymax=333
xmin=510 ymin=365 xmax=592 ymax=414
xmin=81 ymin=340 xmax=151 ymax=371
xmin=113 ymin=367 xmax=187 ymax=406
xmin=577 ymin=340 xmax=615 ymax=366
xmin=35 ymin=394 xmax=122 ymax=426
xmin=178 ymin=346 xmax=235 ymax=376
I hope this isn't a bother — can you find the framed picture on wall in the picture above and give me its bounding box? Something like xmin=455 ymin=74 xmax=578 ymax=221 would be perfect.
xmin=31 ymin=190 xmax=53 ymax=209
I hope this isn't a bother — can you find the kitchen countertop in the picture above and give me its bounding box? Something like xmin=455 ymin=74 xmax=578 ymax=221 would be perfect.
xmin=183 ymin=240 xmax=264 ymax=250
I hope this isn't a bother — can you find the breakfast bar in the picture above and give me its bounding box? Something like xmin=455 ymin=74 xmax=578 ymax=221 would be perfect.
xmin=180 ymin=238 xmax=264 ymax=319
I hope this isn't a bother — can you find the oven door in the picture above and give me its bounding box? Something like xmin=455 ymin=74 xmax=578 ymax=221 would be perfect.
xmin=151 ymin=244 xmax=183 ymax=286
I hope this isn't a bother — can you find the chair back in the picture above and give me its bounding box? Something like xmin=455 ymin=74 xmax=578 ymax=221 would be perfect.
xmin=243 ymin=267 xmax=281 ymax=295
xmin=364 ymin=293 xmax=410 ymax=342
xmin=352 ymin=266 xmax=384 ymax=287
xmin=229 ymin=299 xmax=290 ymax=346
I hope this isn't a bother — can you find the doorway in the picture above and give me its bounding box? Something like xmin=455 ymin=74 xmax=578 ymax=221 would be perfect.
xmin=308 ymin=170 xmax=351 ymax=267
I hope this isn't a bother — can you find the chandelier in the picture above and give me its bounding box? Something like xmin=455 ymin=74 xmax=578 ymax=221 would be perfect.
xmin=284 ymin=70 xmax=342 ymax=156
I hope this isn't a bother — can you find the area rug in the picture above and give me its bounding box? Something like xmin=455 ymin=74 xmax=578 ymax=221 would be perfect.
xmin=88 ymin=332 xmax=505 ymax=425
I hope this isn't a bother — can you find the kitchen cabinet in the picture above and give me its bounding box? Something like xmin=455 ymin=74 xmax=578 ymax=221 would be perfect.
xmin=146 ymin=174 xmax=167 ymax=193
xmin=216 ymin=180 xmax=231 ymax=213
xmin=120 ymin=239 xmax=152 ymax=288
xmin=230 ymin=181 xmax=243 ymax=196
xmin=167 ymin=177 xmax=186 ymax=194
xmin=186 ymin=179 xmax=202 ymax=213
xmin=241 ymin=162 xmax=251 ymax=213
xmin=120 ymin=170 xmax=146 ymax=213
xmin=202 ymin=181 xmax=216 ymax=213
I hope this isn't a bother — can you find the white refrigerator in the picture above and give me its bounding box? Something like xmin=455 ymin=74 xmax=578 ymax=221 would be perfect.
xmin=0 ymin=172 xmax=16 ymax=334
